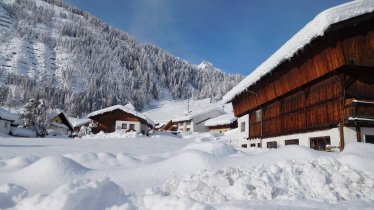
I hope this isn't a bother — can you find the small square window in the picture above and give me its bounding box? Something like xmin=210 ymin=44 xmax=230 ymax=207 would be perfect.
xmin=267 ymin=141 xmax=277 ymax=149
xmin=129 ymin=124 xmax=135 ymax=130
xmin=122 ymin=123 xmax=127 ymax=129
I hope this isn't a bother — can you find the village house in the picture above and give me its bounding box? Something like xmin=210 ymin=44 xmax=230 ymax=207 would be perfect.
xmin=87 ymin=104 xmax=155 ymax=135
xmin=47 ymin=109 xmax=74 ymax=136
xmin=68 ymin=117 xmax=92 ymax=136
xmin=0 ymin=107 xmax=19 ymax=136
xmin=205 ymin=113 xmax=237 ymax=134
xmin=223 ymin=3 xmax=374 ymax=150
xmin=172 ymin=107 xmax=225 ymax=132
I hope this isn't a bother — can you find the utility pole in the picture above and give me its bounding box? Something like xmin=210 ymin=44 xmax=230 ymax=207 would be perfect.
xmin=187 ymin=99 xmax=190 ymax=113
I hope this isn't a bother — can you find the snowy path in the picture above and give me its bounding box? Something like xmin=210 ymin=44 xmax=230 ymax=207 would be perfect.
xmin=0 ymin=135 xmax=373 ymax=210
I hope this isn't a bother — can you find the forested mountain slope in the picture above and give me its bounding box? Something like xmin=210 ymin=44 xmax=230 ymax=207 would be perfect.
xmin=0 ymin=0 xmax=242 ymax=116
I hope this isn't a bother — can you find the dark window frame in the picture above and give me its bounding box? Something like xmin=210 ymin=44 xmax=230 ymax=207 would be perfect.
xmin=365 ymin=135 xmax=374 ymax=144
xmin=285 ymin=139 xmax=299 ymax=145
xmin=267 ymin=141 xmax=277 ymax=148
xmin=310 ymin=136 xmax=331 ymax=151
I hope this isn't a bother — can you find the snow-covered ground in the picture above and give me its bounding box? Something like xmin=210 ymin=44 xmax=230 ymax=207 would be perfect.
xmin=0 ymin=132 xmax=373 ymax=209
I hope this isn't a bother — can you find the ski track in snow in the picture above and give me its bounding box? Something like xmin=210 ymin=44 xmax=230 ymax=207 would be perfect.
xmin=0 ymin=133 xmax=373 ymax=210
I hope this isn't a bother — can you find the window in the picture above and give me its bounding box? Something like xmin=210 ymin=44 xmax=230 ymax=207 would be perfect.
xmin=310 ymin=136 xmax=331 ymax=151
xmin=241 ymin=144 xmax=247 ymax=148
xmin=122 ymin=123 xmax=127 ymax=129
xmin=179 ymin=122 xmax=183 ymax=126
xmin=256 ymin=109 xmax=262 ymax=122
xmin=250 ymin=144 xmax=256 ymax=147
xmin=186 ymin=128 xmax=190 ymax=132
xmin=240 ymin=122 xmax=245 ymax=132
xmin=4 ymin=122 xmax=8 ymax=129
xmin=285 ymin=139 xmax=299 ymax=145
xmin=129 ymin=124 xmax=135 ymax=130
xmin=365 ymin=135 xmax=374 ymax=144
xmin=267 ymin=141 xmax=277 ymax=149
xmin=186 ymin=121 xmax=191 ymax=125
xmin=257 ymin=143 xmax=261 ymax=147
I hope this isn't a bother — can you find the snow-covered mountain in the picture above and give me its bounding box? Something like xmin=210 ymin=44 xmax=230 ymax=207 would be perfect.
xmin=0 ymin=0 xmax=242 ymax=116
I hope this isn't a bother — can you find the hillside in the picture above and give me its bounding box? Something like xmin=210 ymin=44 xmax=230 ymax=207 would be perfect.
xmin=0 ymin=0 xmax=242 ymax=116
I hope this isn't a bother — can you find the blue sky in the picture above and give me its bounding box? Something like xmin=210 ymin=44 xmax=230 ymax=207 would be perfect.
xmin=65 ymin=0 xmax=351 ymax=75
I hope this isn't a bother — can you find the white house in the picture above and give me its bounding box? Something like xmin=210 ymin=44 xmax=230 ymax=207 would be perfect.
xmin=172 ymin=107 xmax=226 ymax=133
xmin=0 ymin=107 xmax=19 ymax=135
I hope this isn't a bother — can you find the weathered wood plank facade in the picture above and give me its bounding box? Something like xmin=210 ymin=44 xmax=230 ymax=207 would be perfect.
xmin=230 ymin=12 xmax=374 ymax=149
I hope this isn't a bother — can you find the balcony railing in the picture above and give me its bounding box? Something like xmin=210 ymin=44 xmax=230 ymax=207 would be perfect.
xmin=345 ymin=98 xmax=374 ymax=122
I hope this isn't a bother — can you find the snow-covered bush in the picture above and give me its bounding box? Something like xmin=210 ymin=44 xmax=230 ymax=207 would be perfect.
xmin=20 ymin=98 xmax=49 ymax=137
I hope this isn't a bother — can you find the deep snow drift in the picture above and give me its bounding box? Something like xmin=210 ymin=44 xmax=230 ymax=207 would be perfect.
xmin=0 ymin=134 xmax=373 ymax=209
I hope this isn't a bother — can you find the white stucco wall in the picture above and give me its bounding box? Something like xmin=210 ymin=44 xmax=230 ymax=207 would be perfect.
xmin=237 ymin=114 xmax=249 ymax=139
xmin=0 ymin=119 xmax=10 ymax=135
xmin=245 ymin=126 xmax=373 ymax=149
xmin=343 ymin=127 xmax=358 ymax=145
xmin=115 ymin=121 xmax=141 ymax=133
xmin=247 ymin=127 xmax=340 ymax=149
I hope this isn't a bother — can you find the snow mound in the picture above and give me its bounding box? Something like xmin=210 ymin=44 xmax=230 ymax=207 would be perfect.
xmin=19 ymin=156 xmax=89 ymax=179
xmin=15 ymin=178 xmax=127 ymax=210
xmin=339 ymin=143 xmax=374 ymax=175
xmin=157 ymin=157 xmax=374 ymax=204
xmin=0 ymin=155 xmax=40 ymax=170
xmin=64 ymin=152 xmax=140 ymax=169
xmin=82 ymin=130 xmax=144 ymax=139
xmin=0 ymin=184 xmax=27 ymax=209
xmin=179 ymin=141 xmax=235 ymax=156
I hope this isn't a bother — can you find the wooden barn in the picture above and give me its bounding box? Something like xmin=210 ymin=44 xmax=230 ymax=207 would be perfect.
xmin=223 ymin=1 xmax=374 ymax=151
xmin=87 ymin=104 xmax=155 ymax=135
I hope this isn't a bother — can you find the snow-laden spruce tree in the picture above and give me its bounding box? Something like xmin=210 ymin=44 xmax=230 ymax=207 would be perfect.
xmin=20 ymin=98 xmax=49 ymax=137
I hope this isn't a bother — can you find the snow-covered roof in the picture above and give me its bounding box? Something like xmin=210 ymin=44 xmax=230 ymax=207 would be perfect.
xmin=0 ymin=107 xmax=19 ymax=122
xmin=87 ymin=104 xmax=155 ymax=127
xmin=172 ymin=107 xmax=225 ymax=122
xmin=223 ymin=0 xmax=374 ymax=103
xmin=68 ymin=117 xmax=91 ymax=128
xmin=204 ymin=113 xmax=237 ymax=127
xmin=47 ymin=109 xmax=73 ymax=129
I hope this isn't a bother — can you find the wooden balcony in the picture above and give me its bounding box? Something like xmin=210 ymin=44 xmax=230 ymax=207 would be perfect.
xmin=345 ymin=98 xmax=374 ymax=125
